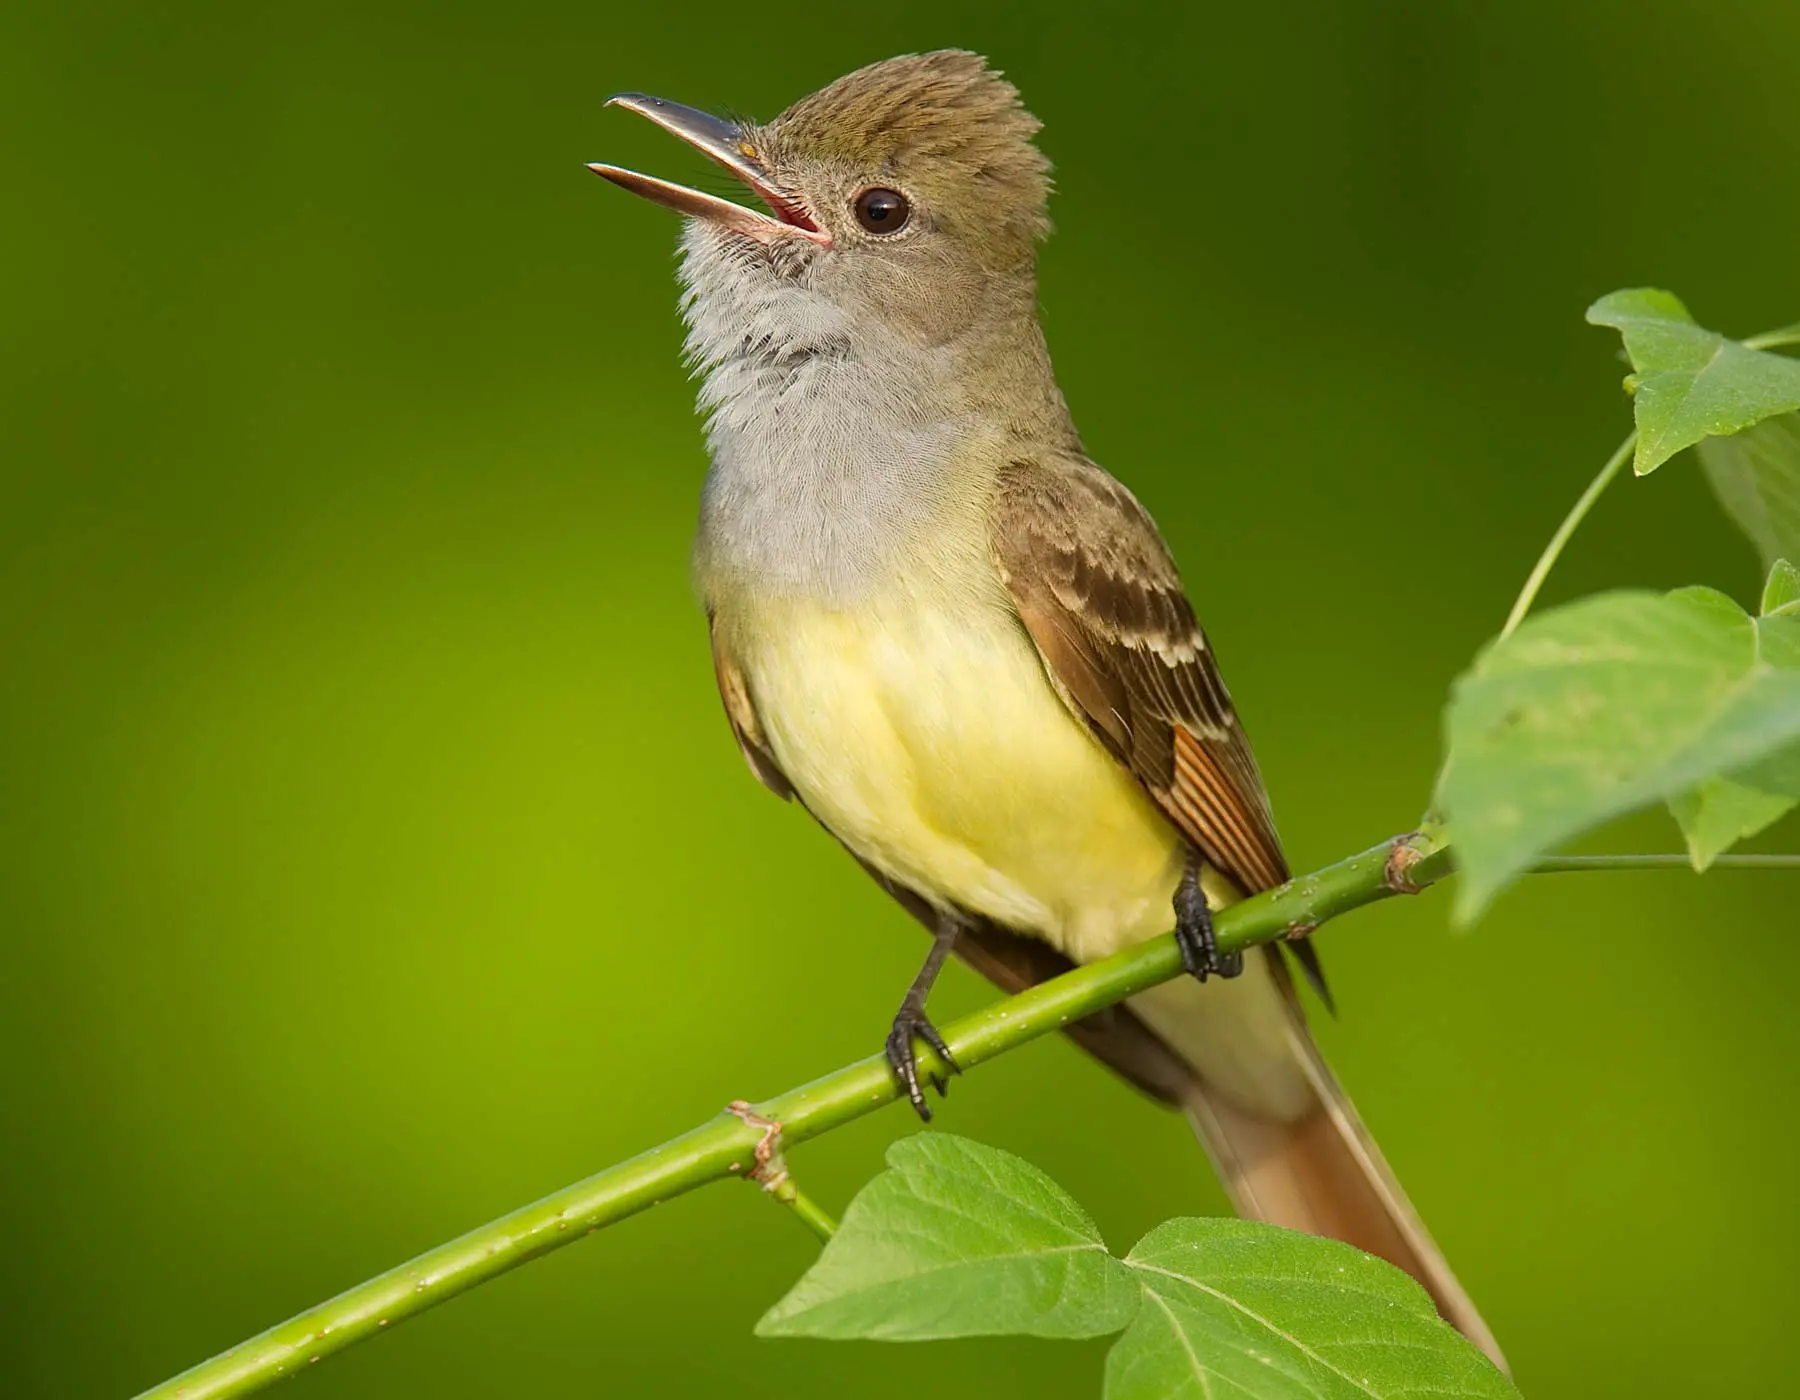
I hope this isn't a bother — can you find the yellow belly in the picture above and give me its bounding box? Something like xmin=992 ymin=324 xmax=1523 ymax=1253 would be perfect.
xmin=733 ymin=586 xmax=1187 ymax=959
xmin=719 ymin=582 xmax=1313 ymax=1120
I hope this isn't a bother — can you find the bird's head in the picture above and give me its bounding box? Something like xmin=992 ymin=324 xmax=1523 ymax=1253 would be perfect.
xmin=592 ymin=52 xmax=1052 ymax=344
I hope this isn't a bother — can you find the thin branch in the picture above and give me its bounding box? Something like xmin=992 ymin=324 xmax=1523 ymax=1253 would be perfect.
xmin=1535 ymin=852 xmax=1800 ymax=872
xmin=129 ymin=829 xmax=1798 ymax=1399
xmin=771 ymin=1180 xmax=840 ymax=1243
xmin=1744 ymin=324 xmax=1800 ymax=351
xmin=133 ymin=831 xmax=1454 ymax=1400
xmin=1499 ymin=432 xmax=1636 ymax=640
xmin=725 ymin=1099 xmax=838 ymax=1241
xmin=1499 ymin=317 xmax=1797 ymax=643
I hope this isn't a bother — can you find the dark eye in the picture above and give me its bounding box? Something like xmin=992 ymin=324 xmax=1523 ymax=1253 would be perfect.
xmin=852 ymin=187 xmax=910 ymax=235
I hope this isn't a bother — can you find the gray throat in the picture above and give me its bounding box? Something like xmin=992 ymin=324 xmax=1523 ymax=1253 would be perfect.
xmin=680 ymin=232 xmax=970 ymax=602
xmin=677 ymin=225 xmax=1067 ymax=604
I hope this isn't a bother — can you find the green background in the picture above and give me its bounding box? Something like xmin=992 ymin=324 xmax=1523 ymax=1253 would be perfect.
xmin=5 ymin=2 xmax=1798 ymax=1396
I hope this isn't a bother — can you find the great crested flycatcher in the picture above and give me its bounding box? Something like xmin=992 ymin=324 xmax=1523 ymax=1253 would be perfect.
xmin=592 ymin=50 xmax=1503 ymax=1366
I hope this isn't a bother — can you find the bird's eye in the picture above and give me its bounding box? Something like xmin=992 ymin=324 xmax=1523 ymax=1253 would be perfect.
xmin=852 ymin=187 xmax=910 ymax=235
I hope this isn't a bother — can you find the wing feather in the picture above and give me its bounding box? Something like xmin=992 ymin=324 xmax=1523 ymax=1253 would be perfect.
xmin=989 ymin=455 xmax=1288 ymax=897
xmin=991 ymin=455 xmax=1329 ymax=1003
xmin=708 ymin=612 xmax=793 ymax=800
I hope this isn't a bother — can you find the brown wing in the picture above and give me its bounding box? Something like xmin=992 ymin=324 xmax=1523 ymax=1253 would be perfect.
xmin=989 ymin=455 xmax=1288 ymax=894
xmin=988 ymin=455 xmax=1329 ymax=1004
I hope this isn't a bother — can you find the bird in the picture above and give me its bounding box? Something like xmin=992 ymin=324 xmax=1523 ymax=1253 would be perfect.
xmin=590 ymin=50 xmax=1504 ymax=1368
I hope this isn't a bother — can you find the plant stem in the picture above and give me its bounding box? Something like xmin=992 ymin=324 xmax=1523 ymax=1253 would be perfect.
xmin=133 ymin=827 xmax=1800 ymax=1398
xmin=1535 ymin=852 xmax=1800 ymax=872
xmin=1496 ymin=316 xmax=1796 ymax=644
xmin=769 ymin=1179 xmax=839 ymax=1242
xmin=125 ymin=819 xmax=1800 ymax=1400
xmin=1499 ymin=432 xmax=1637 ymax=640
xmin=1745 ymin=324 xmax=1800 ymax=351
xmin=133 ymin=830 xmax=1450 ymax=1400
xmin=723 ymin=1099 xmax=839 ymax=1241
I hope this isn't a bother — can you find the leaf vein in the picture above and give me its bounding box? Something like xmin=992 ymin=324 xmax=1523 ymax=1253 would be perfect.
xmin=1145 ymin=1290 xmax=1223 ymax=1400
xmin=1132 ymin=1262 xmax=1383 ymax=1399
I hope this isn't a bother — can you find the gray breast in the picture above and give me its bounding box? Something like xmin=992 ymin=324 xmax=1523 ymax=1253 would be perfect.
xmin=679 ymin=227 xmax=965 ymax=602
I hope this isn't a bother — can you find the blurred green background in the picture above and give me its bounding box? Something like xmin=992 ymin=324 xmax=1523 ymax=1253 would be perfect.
xmin=5 ymin=1 xmax=1798 ymax=1396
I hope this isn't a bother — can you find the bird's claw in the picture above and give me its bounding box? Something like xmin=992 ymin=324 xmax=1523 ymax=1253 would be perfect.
xmin=1175 ymin=864 xmax=1244 ymax=982
xmin=885 ymin=1009 xmax=960 ymax=1120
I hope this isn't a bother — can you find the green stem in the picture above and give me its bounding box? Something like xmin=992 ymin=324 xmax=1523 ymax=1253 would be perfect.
xmin=769 ymin=1179 xmax=839 ymax=1243
xmin=1499 ymin=432 xmax=1637 ymax=640
xmin=1744 ymin=324 xmax=1800 ymax=351
xmin=723 ymin=1099 xmax=838 ymax=1242
xmin=1496 ymin=316 xmax=1795 ymax=644
xmin=124 ymin=822 xmax=1800 ymax=1400
xmin=1535 ymin=852 xmax=1800 ymax=872
xmin=133 ymin=830 xmax=1449 ymax=1400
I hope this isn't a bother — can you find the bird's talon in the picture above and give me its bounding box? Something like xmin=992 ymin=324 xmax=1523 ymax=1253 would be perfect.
xmin=886 ymin=1010 xmax=955 ymax=1120
xmin=1175 ymin=856 xmax=1243 ymax=982
xmin=916 ymin=1019 xmax=960 ymax=1075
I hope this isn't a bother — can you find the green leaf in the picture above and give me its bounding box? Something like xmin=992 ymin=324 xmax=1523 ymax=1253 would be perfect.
xmin=1698 ymin=417 xmax=1800 ymax=572
xmin=1105 ymin=1219 xmax=1517 ymax=1400
xmin=763 ymin=1144 xmax=1517 ymax=1396
xmin=756 ymin=1133 xmax=1138 ymax=1340
xmin=1586 ymin=289 xmax=1800 ymax=474
xmin=1737 ymin=742 xmax=1800 ymax=820
xmin=1442 ymin=587 xmax=1800 ymax=920
xmin=1666 ymin=561 xmax=1800 ymax=867
xmin=1766 ymin=557 xmax=1800 ymax=614
xmin=1668 ymin=776 xmax=1797 ymax=871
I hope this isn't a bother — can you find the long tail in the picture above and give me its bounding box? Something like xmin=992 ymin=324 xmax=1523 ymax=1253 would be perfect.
xmin=1130 ymin=949 xmax=1508 ymax=1373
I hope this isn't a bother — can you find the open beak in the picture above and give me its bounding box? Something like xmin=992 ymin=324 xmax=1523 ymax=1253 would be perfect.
xmin=589 ymin=94 xmax=830 ymax=245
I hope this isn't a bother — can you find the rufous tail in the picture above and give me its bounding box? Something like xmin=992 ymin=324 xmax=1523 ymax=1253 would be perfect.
xmin=1172 ymin=955 xmax=1508 ymax=1373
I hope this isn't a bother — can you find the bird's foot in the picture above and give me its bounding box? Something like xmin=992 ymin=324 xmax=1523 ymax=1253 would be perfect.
xmin=885 ymin=1007 xmax=960 ymax=1121
xmin=1174 ymin=860 xmax=1244 ymax=982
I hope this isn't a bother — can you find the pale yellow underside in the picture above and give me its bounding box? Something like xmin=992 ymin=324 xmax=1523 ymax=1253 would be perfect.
xmin=721 ymin=579 xmax=1313 ymax=1119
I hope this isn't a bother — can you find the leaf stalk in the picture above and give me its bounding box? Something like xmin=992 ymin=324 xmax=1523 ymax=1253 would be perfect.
xmin=1499 ymin=432 xmax=1636 ymax=640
